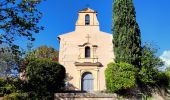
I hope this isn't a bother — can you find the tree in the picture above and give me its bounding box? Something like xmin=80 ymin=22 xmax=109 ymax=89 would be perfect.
xmin=26 ymin=45 xmax=59 ymax=61
xmin=26 ymin=59 xmax=66 ymax=99
xmin=139 ymin=43 xmax=164 ymax=85
xmin=0 ymin=0 xmax=44 ymax=45
xmin=112 ymin=0 xmax=142 ymax=68
xmin=0 ymin=45 xmax=21 ymax=78
xmin=19 ymin=45 xmax=59 ymax=81
xmin=111 ymin=0 xmax=168 ymax=97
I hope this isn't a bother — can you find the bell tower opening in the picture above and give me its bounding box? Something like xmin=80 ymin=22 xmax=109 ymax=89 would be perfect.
xmin=85 ymin=14 xmax=90 ymax=25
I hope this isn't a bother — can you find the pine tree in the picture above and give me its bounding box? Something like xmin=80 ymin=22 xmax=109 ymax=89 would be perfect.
xmin=113 ymin=0 xmax=142 ymax=68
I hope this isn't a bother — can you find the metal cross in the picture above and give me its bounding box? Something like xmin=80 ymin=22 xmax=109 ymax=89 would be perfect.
xmin=85 ymin=34 xmax=91 ymax=43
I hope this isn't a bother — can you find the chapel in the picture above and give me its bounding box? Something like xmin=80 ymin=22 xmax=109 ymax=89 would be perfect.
xmin=58 ymin=8 xmax=114 ymax=92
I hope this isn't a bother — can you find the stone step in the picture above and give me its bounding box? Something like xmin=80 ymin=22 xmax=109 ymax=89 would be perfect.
xmin=54 ymin=93 xmax=117 ymax=100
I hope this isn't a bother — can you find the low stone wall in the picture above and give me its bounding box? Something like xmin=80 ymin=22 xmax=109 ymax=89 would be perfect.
xmin=54 ymin=93 xmax=117 ymax=100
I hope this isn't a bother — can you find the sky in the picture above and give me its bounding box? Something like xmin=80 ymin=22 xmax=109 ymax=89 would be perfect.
xmin=16 ymin=0 xmax=170 ymax=67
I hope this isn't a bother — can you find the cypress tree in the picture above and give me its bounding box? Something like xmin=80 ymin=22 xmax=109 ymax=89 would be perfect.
xmin=113 ymin=0 xmax=142 ymax=68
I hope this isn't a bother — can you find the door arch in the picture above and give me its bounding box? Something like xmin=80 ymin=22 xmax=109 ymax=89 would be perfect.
xmin=81 ymin=72 xmax=94 ymax=92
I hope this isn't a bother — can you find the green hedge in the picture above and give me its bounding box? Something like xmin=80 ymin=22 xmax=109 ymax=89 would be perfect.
xmin=105 ymin=62 xmax=137 ymax=93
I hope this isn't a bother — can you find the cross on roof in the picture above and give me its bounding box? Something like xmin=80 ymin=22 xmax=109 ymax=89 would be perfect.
xmin=85 ymin=34 xmax=91 ymax=43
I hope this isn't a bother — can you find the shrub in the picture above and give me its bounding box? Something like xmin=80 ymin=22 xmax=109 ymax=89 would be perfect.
xmin=105 ymin=62 xmax=137 ymax=93
xmin=4 ymin=93 xmax=28 ymax=100
xmin=0 ymin=78 xmax=19 ymax=95
xmin=157 ymin=72 xmax=169 ymax=87
xmin=0 ymin=78 xmax=4 ymax=93
xmin=0 ymin=84 xmax=17 ymax=94
xmin=26 ymin=58 xmax=66 ymax=98
xmin=0 ymin=78 xmax=4 ymax=86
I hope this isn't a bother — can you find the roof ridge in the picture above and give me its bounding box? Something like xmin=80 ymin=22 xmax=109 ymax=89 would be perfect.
xmin=79 ymin=8 xmax=96 ymax=13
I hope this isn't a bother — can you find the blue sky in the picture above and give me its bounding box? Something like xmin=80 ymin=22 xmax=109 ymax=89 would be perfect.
xmin=16 ymin=0 xmax=170 ymax=66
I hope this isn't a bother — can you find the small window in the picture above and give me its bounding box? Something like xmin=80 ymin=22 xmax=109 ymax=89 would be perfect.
xmin=85 ymin=14 xmax=90 ymax=25
xmin=85 ymin=46 xmax=90 ymax=58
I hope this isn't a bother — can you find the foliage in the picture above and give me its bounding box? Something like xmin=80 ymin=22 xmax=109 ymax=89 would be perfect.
xmin=0 ymin=78 xmax=5 ymax=94
xmin=0 ymin=0 xmax=44 ymax=45
xmin=3 ymin=92 xmax=28 ymax=100
xmin=0 ymin=77 xmax=37 ymax=98
xmin=139 ymin=44 xmax=164 ymax=85
xmin=159 ymin=67 xmax=170 ymax=88
xmin=0 ymin=83 xmax=16 ymax=94
xmin=0 ymin=45 xmax=22 ymax=78
xmin=26 ymin=58 xmax=66 ymax=98
xmin=0 ymin=77 xmax=5 ymax=87
xmin=26 ymin=45 xmax=59 ymax=61
xmin=111 ymin=0 xmax=168 ymax=97
xmin=157 ymin=72 xmax=169 ymax=88
xmin=105 ymin=62 xmax=137 ymax=93
xmin=0 ymin=78 xmax=23 ymax=95
xmin=165 ymin=67 xmax=170 ymax=77
xmin=112 ymin=0 xmax=142 ymax=68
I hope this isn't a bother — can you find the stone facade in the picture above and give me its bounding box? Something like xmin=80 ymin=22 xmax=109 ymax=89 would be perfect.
xmin=58 ymin=8 xmax=114 ymax=92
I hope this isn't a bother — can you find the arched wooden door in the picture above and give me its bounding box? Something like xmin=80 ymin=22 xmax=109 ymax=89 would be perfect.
xmin=81 ymin=72 xmax=93 ymax=92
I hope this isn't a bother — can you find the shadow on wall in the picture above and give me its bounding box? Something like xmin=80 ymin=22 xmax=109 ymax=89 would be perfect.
xmin=65 ymin=73 xmax=79 ymax=91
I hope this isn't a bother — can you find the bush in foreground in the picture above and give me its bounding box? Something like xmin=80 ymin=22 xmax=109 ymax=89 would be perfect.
xmin=105 ymin=62 xmax=137 ymax=94
xmin=4 ymin=93 xmax=28 ymax=100
xmin=26 ymin=58 xmax=66 ymax=99
xmin=0 ymin=78 xmax=22 ymax=95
